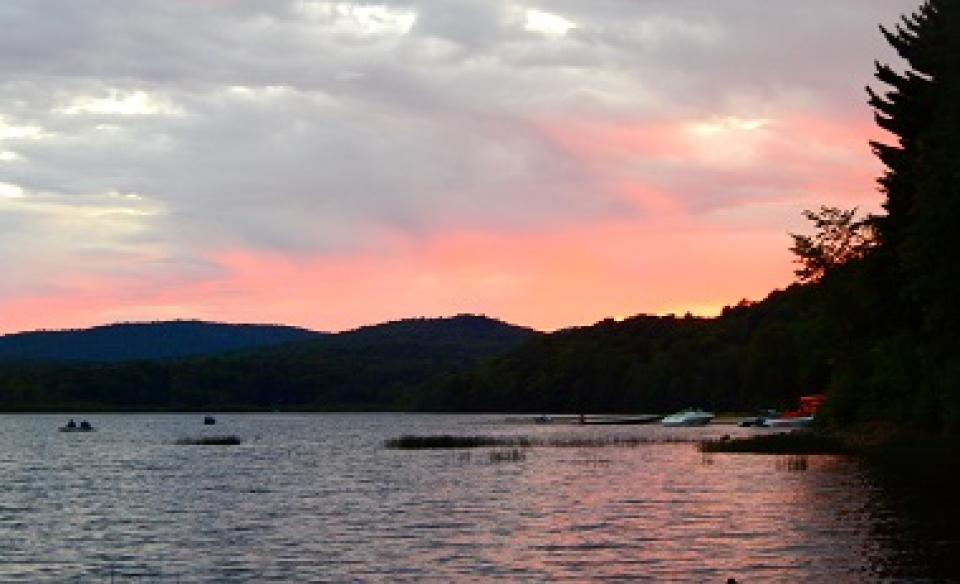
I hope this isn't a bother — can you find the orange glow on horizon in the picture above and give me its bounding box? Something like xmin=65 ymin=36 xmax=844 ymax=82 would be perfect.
xmin=0 ymin=215 xmax=799 ymax=334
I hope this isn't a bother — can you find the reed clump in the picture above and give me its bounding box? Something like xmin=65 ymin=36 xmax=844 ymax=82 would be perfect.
xmin=385 ymin=434 xmax=699 ymax=449
xmin=489 ymin=448 xmax=526 ymax=463
xmin=545 ymin=436 xmax=689 ymax=448
xmin=776 ymin=455 xmax=810 ymax=471
xmin=385 ymin=435 xmax=532 ymax=449
xmin=698 ymin=431 xmax=848 ymax=454
xmin=176 ymin=435 xmax=243 ymax=446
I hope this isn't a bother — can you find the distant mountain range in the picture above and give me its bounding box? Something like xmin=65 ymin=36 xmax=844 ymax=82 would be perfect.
xmin=0 ymin=298 xmax=836 ymax=414
xmin=0 ymin=320 xmax=323 ymax=362
xmin=0 ymin=314 xmax=541 ymax=411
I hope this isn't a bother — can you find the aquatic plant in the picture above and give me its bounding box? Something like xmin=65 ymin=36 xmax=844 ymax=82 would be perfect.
xmin=543 ymin=436 xmax=678 ymax=448
xmin=488 ymin=448 xmax=526 ymax=463
xmin=176 ymin=435 xmax=243 ymax=446
xmin=385 ymin=435 xmax=532 ymax=449
xmin=698 ymin=431 xmax=848 ymax=454
xmin=385 ymin=434 xmax=700 ymax=449
xmin=776 ymin=455 xmax=809 ymax=471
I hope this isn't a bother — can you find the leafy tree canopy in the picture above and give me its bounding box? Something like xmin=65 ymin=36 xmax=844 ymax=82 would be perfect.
xmin=789 ymin=206 xmax=876 ymax=282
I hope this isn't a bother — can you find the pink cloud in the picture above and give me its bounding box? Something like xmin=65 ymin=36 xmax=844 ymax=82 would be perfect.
xmin=0 ymin=217 xmax=798 ymax=334
xmin=0 ymin=111 xmax=884 ymax=335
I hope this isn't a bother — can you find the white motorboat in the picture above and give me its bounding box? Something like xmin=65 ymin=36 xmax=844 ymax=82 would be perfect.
xmin=661 ymin=408 xmax=714 ymax=427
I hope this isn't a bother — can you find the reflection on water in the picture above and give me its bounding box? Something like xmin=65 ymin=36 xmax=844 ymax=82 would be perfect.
xmin=0 ymin=414 xmax=946 ymax=582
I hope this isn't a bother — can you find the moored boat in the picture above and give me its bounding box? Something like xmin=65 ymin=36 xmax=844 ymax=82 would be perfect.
xmin=763 ymin=415 xmax=814 ymax=428
xmin=738 ymin=409 xmax=779 ymax=427
xmin=661 ymin=408 xmax=714 ymax=427
xmin=761 ymin=394 xmax=825 ymax=429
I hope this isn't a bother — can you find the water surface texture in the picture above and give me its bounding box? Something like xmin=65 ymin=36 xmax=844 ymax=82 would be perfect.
xmin=0 ymin=414 xmax=932 ymax=582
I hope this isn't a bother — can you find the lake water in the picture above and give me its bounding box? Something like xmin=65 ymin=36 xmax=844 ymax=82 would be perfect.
xmin=0 ymin=414 xmax=945 ymax=582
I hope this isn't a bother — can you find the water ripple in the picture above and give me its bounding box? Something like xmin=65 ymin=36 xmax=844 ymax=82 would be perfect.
xmin=0 ymin=413 xmax=939 ymax=582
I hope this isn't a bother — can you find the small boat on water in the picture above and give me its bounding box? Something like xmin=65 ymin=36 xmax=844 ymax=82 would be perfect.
xmin=661 ymin=408 xmax=714 ymax=427
xmin=204 ymin=415 xmax=217 ymax=425
xmin=59 ymin=419 xmax=95 ymax=432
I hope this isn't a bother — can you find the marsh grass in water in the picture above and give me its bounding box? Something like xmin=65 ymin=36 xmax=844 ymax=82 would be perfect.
xmin=446 ymin=448 xmax=527 ymax=464
xmin=776 ymin=455 xmax=810 ymax=471
xmin=546 ymin=436 xmax=686 ymax=448
xmin=698 ymin=431 xmax=848 ymax=454
xmin=176 ymin=435 xmax=243 ymax=446
xmin=385 ymin=434 xmax=695 ymax=449
xmin=488 ymin=448 xmax=526 ymax=463
xmin=562 ymin=455 xmax=613 ymax=465
xmin=386 ymin=435 xmax=532 ymax=449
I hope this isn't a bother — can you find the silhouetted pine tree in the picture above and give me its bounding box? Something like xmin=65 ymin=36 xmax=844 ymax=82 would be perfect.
xmin=867 ymin=1 xmax=941 ymax=246
xmin=863 ymin=0 xmax=960 ymax=432
xmin=892 ymin=2 xmax=960 ymax=326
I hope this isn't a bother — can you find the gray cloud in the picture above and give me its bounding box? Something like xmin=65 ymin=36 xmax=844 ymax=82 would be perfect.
xmin=0 ymin=0 xmax=918 ymax=300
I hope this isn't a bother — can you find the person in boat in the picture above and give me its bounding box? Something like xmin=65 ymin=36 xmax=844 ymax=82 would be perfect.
xmin=66 ymin=419 xmax=77 ymax=429
xmin=79 ymin=420 xmax=92 ymax=430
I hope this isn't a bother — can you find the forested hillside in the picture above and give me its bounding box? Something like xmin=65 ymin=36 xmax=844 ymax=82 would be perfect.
xmin=0 ymin=320 xmax=322 ymax=362
xmin=0 ymin=315 xmax=538 ymax=411
xmin=412 ymin=286 xmax=829 ymax=413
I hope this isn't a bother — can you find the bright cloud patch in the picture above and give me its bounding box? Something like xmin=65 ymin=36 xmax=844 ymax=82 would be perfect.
xmin=688 ymin=116 xmax=772 ymax=135
xmin=294 ymin=1 xmax=417 ymax=35
xmin=0 ymin=186 xmax=170 ymax=299
xmin=0 ymin=116 xmax=49 ymax=140
xmin=58 ymin=90 xmax=184 ymax=116
xmin=226 ymin=85 xmax=294 ymax=99
xmin=0 ymin=188 xmax=163 ymax=223
xmin=683 ymin=116 xmax=776 ymax=168
xmin=0 ymin=182 xmax=25 ymax=199
xmin=524 ymin=9 xmax=576 ymax=36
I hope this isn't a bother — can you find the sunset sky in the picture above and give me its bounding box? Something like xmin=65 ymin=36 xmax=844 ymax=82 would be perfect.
xmin=0 ymin=0 xmax=915 ymax=333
